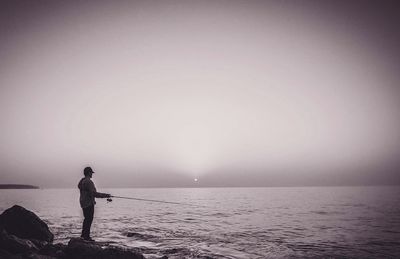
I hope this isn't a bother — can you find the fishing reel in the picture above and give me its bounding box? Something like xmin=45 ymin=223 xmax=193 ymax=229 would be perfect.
xmin=106 ymin=198 xmax=113 ymax=203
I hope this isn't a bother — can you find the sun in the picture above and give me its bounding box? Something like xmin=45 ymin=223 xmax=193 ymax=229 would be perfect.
xmin=194 ymin=178 xmax=198 ymax=182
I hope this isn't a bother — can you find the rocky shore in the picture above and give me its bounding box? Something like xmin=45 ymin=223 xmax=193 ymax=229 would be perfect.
xmin=0 ymin=205 xmax=157 ymax=259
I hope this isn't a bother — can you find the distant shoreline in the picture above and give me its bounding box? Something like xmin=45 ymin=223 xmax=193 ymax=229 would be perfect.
xmin=0 ymin=184 xmax=39 ymax=189
xmin=2 ymin=184 xmax=398 ymax=190
xmin=35 ymin=184 xmax=399 ymax=189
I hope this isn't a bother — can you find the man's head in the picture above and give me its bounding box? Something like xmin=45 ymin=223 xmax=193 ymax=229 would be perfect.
xmin=84 ymin=167 xmax=95 ymax=178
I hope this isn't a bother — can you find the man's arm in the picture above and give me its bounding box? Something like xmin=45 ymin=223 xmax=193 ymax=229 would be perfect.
xmin=94 ymin=192 xmax=111 ymax=198
xmin=89 ymin=181 xmax=111 ymax=198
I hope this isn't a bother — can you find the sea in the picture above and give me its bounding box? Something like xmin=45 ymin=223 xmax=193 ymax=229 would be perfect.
xmin=1 ymin=186 xmax=400 ymax=258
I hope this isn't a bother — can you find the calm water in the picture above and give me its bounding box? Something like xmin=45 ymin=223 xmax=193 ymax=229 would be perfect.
xmin=1 ymin=186 xmax=400 ymax=258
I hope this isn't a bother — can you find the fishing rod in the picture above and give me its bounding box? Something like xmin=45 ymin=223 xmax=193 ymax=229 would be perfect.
xmin=108 ymin=195 xmax=203 ymax=207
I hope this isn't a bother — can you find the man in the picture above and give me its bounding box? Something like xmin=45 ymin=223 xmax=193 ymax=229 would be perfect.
xmin=78 ymin=166 xmax=111 ymax=241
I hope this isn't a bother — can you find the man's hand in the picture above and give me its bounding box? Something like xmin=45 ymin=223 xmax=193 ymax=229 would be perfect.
xmin=95 ymin=192 xmax=111 ymax=198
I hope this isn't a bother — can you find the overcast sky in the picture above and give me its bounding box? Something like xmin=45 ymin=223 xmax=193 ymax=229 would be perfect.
xmin=1 ymin=1 xmax=400 ymax=188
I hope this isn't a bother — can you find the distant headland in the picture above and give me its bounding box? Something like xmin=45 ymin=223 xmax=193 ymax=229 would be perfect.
xmin=0 ymin=184 xmax=39 ymax=189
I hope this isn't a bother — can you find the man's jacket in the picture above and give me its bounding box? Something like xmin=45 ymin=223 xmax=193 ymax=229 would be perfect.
xmin=78 ymin=177 xmax=108 ymax=208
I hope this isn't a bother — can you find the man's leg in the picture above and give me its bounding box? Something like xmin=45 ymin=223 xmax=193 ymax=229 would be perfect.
xmin=86 ymin=205 xmax=94 ymax=238
xmin=81 ymin=205 xmax=94 ymax=239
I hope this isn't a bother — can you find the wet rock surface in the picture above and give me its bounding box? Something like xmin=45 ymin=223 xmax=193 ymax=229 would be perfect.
xmin=66 ymin=238 xmax=145 ymax=259
xmin=0 ymin=205 xmax=150 ymax=259
xmin=0 ymin=230 xmax=39 ymax=254
xmin=126 ymin=232 xmax=157 ymax=240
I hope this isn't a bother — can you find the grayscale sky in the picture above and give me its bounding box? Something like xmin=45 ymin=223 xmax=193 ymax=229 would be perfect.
xmin=1 ymin=1 xmax=400 ymax=188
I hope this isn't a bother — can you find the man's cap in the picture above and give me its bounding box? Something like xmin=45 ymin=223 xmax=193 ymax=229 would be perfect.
xmin=84 ymin=167 xmax=95 ymax=175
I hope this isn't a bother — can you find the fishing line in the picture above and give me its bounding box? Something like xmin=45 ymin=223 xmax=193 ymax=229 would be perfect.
xmin=109 ymin=195 xmax=205 ymax=208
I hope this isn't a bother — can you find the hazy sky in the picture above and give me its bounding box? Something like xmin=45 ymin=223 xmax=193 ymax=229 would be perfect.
xmin=1 ymin=1 xmax=400 ymax=187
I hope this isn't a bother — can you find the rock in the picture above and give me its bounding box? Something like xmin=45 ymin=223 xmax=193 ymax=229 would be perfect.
xmin=100 ymin=247 xmax=146 ymax=259
xmin=20 ymin=252 xmax=58 ymax=259
xmin=0 ymin=205 xmax=54 ymax=242
xmin=126 ymin=232 xmax=155 ymax=240
xmin=66 ymin=237 xmax=145 ymax=259
xmin=0 ymin=248 xmax=23 ymax=259
xmin=39 ymin=243 xmax=67 ymax=258
xmin=0 ymin=229 xmax=38 ymax=254
xmin=65 ymin=238 xmax=102 ymax=258
xmin=30 ymin=239 xmax=49 ymax=250
xmin=0 ymin=206 xmax=149 ymax=259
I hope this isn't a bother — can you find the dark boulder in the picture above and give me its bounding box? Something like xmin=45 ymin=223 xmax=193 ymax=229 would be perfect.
xmin=30 ymin=239 xmax=49 ymax=250
xmin=0 ymin=229 xmax=38 ymax=254
xmin=39 ymin=243 xmax=67 ymax=258
xmin=23 ymin=254 xmax=59 ymax=259
xmin=0 ymin=205 xmax=54 ymax=242
xmin=66 ymin=237 xmax=145 ymax=259
xmin=126 ymin=232 xmax=156 ymax=240
xmin=0 ymin=248 xmax=23 ymax=259
xmin=0 ymin=206 xmax=148 ymax=259
xmin=65 ymin=238 xmax=102 ymax=258
xmin=99 ymin=247 xmax=146 ymax=259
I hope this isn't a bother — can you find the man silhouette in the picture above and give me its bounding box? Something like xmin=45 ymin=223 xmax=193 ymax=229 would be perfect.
xmin=78 ymin=166 xmax=111 ymax=241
